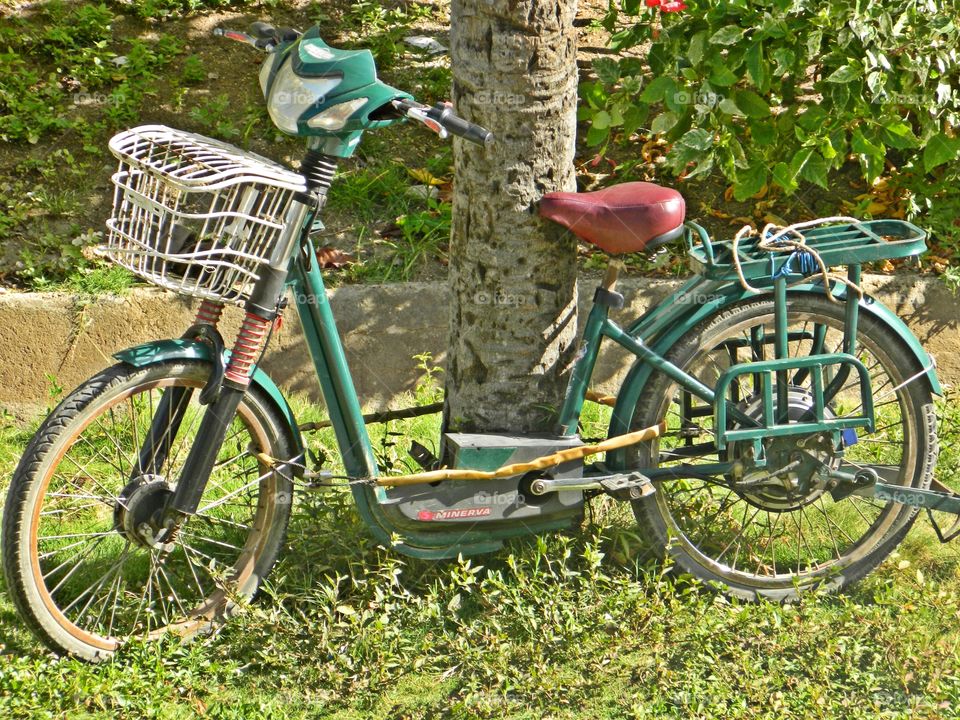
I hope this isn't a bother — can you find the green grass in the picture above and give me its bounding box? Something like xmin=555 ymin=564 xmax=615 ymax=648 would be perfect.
xmin=2 ymin=379 xmax=960 ymax=718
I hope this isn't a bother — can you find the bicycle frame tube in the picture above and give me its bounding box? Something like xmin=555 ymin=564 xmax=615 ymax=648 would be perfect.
xmin=556 ymin=277 xmax=758 ymax=437
xmin=289 ymin=237 xmax=378 ymax=479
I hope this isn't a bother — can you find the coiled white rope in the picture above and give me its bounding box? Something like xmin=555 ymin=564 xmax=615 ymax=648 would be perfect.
xmin=731 ymin=216 xmax=866 ymax=303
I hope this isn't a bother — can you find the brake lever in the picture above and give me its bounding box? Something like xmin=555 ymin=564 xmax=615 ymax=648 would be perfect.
xmin=213 ymin=27 xmax=277 ymax=52
xmin=391 ymin=99 xmax=449 ymax=139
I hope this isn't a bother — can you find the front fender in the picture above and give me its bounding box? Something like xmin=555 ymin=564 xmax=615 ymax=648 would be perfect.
xmin=114 ymin=339 xmax=303 ymax=454
xmin=607 ymin=284 xmax=941 ymax=467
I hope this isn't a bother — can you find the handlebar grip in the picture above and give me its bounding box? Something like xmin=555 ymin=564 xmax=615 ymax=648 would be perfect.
xmin=430 ymin=105 xmax=494 ymax=146
xmin=440 ymin=112 xmax=494 ymax=146
xmin=249 ymin=21 xmax=277 ymax=39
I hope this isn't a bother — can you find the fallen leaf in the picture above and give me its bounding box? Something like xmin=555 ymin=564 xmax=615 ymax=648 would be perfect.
xmin=315 ymin=246 xmax=356 ymax=269
xmin=707 ymin=208 xmax=733 ymax=219
xmin=407 ymin=168 xmax=445 ymax=186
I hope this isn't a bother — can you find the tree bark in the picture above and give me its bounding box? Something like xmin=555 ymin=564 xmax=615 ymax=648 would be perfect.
xmin=445 ymin=0 xmax=580 ymax=434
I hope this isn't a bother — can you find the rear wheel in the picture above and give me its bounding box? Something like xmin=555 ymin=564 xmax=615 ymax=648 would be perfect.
xmin=2 ymin=360 xmax=296 ymax=660
xmin=621 ymin=294 xmax=937 ymax=600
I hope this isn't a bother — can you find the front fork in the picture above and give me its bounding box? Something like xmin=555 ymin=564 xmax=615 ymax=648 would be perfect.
xmin=141 ymin=301 xmax=276 ymax=539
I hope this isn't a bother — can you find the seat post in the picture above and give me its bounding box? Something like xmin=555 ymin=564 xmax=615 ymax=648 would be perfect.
xmin=603 ymin=257 xmax=624 ymax=293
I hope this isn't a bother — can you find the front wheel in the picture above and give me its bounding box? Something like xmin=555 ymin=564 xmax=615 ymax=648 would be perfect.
xmin=620 ymin=294 xmax=938 ymax=600
xmin=2 ymin=360 xmax=296 ymax=660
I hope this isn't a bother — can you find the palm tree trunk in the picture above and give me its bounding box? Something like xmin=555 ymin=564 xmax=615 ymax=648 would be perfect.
xmin=445 ymin=0 xmax=580 ymax=434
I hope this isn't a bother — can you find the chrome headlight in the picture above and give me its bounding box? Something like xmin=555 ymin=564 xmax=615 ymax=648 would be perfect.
xmin=264 ymin=59 xmax=342 ymax=135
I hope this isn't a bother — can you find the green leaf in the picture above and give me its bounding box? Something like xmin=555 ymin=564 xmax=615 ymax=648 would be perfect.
xmin=709 ymin=63 xmax=739 ymax=87
xmin=641 ymin=76 xmax=677 ymax=104
xmin=796 ymin=106 xmax=828 ymax=132
xmin=881 ymin=120 xmax=918 ymax=150
xmin=923 ymin=133 xmax=960 ymax=173
xmin=710 ymin=26 xmax=745 ymax=46
xmin=734 ymin=162 xmax=768 ymax=201
xmin=592 ymin=57 xmax=620 ymax=85
xmin=619 ymin=58 xmax=644 ymax=78
xmin=591 ymin=110 xmax=611 ymax=131
xmin=623 ymin=105 xmax=648 ymax=136
xmin=688 ymin=31 xmax=707 ymax=66
xmin=851 ymin=128 xmax=886 ymax=182
xmin=748 ymin=118 xmax=776 ymax=146
xmin=719 ymin=98 xmax=744 ymax=116
xmin=806 ymin=30 xmax=822 ymax=59
xmin=825 ymin=64 xmax=860 ymax=83
xmin=679 ymin=128 xmax=713 ymax=151
xmin=650 ymin=111 xmax=680 ymax=135
xmin=734 ymin=89 xmax=770 ymax=119
xmin=799 ymin=151 xmax=829 ymax=188
xmin=789 ymin=147 xmax=815 ymax=177
xmin=585 ymin=124 xmax=609 ymax=147
xmin=579 ymin=81 xmax=606 ymax=109
xmin=772 ymin=161 xmax=799 ymax=194
xmin=745 ymin=41 xmax=767 ymax=91
xmin=771 ymin=48 xmax=795 ymax=77
xmin=850 ymin=127 xmax=883 ymax=157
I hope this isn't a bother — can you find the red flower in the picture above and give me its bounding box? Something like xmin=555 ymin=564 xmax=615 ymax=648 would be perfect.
xmin=647 ymin=0 xmax=687 ymax=10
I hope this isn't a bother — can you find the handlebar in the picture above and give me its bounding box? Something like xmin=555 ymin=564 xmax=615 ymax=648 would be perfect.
xmin=215 ymin=23 xmax=494 ymax=147
xmin=214 ymin=23 xmax=300 ymax=52
xmin=392 ymin=99 xmax=494 ymax=146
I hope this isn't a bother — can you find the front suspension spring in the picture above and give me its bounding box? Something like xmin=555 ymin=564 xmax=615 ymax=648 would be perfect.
xmin=224 ymin=312 xmax=272 ymax=385
xmin=194 ymin=299 xmax=224 ymax=328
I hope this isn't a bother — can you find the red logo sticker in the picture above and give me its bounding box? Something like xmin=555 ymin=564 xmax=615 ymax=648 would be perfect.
xmin=417 ymin=507 xmax=492 ymax=521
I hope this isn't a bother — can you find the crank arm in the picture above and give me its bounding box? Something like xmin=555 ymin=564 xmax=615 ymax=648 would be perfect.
xmin=529 ymin=472 xmax=654 ymax=501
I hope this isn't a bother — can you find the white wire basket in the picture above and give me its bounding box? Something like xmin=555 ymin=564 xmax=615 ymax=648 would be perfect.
xmin=98 ymin=125 xmax=308 ymax=305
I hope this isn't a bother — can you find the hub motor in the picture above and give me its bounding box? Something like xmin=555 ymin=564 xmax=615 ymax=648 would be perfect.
xmin=730 ymin=387 xmax=843 ymax=511
xmin=114 ymin=475 xmax=175 ymax=549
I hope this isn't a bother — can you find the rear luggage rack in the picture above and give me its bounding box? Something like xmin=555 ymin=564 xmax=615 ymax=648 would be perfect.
xmin=685 ymin=219 xmax=927 ymax=282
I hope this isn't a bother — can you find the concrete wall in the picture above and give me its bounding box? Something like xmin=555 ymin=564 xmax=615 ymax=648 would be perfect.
xmin=0 ymin=273 xmax=956 ymax=418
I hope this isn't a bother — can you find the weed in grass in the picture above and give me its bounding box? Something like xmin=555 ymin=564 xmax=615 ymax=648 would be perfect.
xmin=189 ymin=93 xmax=242 ymax=139
xmin=180 ymin=54 xmax=207 ymax=85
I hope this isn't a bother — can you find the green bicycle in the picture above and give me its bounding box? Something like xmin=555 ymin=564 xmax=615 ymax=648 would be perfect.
xmin=3 ymin=22 xmax=956 ymax=661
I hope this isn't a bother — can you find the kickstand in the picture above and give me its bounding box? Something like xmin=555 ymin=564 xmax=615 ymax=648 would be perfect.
xmin=926 ymin=508 xmax=960 ymax=543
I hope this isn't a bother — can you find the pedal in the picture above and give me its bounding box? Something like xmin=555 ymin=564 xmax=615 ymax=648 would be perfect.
xmin=409 ymin=440 xmax=440 ymax=471
xmin=599 ymin=472 xmax=655 ymax=501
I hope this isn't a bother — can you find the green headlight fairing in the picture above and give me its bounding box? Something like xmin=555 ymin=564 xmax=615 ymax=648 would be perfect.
xmin=259 ymin=27 xmax=411 ymax=154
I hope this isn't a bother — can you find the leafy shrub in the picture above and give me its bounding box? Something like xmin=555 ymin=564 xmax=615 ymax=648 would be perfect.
xmin=583 ymin=0 xmax=960 ymax=205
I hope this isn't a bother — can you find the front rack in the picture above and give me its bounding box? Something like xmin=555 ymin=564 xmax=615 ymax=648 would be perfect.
xmin=98 ymin=125 xmax=308 ymax=306
xmin=685 ymin=219 xmax=927 ymax=282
